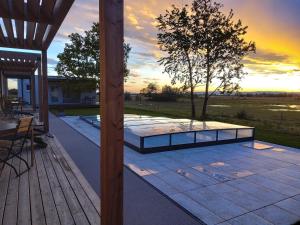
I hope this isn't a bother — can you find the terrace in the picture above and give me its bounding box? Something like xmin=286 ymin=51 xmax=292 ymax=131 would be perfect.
xmin=0 ymin=1 xmax=300 ymax=225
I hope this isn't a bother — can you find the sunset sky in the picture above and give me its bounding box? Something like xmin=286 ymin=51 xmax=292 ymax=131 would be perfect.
xmin=6 ymin=0 xmax=300 ymax=92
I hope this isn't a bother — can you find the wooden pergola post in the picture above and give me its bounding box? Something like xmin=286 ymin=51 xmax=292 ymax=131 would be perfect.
xmin=100 ymin=0 xmax=124 ymax=225
xmin=30 ymin=73 xmax=36 ymax=111
xmin=38 ymin=61 xmax=43 ymax=122
xmin=0 ymin=71 xmax=3 ymax=97
xmin=42 ymin=50 xmax=49 ymax=132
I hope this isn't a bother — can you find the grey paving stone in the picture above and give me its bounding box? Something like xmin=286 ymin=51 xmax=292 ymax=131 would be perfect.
xmin=276 ymin=198 xmax=300 ymax=216
xmin=132 ymin=159 xmax=170 ymax=174
xmin=227 ymin=179 xmax=287 ymax=204
xmin=193 ymin=165 xmax=233 ymax=182
xmin=175 ymin=168 xmax=219 ymax=187
xmin=275 ymin=166 xmax=300 ymax=180
xmin=245 ymin=174 xmax=300 ymax=196
xmin=221 ymin=190 xmax=267 ymax=211
xmin=154 ymin=156 xmax=189 ymax=170
xmin=261 ymin=171 xmax=300 ymax=189
xmin=254 ymin=205 xmax=299 ymax=225
xmin=170 ymin=193 xmax=223 ymax=225
xmin=143 ymin=175 xmax=179 ymax=195
xmin=293 ymin=195 xmax=300 ymax=202
xmin=186 ymin=188 xmax=247 ymax=220
xmin=156 ymin=171 xmax=200 ymax=192
xmin=206 ymin=183 xmax=239 ymax=194
xmin=226 ymin=212 xmax=273 ymax=225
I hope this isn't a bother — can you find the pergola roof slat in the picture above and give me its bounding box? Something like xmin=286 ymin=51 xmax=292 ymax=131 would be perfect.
xmin=15 ymin=20 xmax=25 ymax=46
xmin=12 ymin=0 xmax=25 ymax=19
xmin=0 ymin=0 xmax=74 ymax=51
xmin=0 ymin=25 xmax=6 ymax=43
xmin=0 ymin=50 xmax=40 ymax=74
xmin=26 ymin=22 xmax=36 ymax=48
xmin=3 ymin=18 xmax=14 ymax=45
xmin=35 ymin=23 xmax=48 ymax=47
xmin=40 ymin=0 xmax=56 ymax=21
xmin=27 ymin=0 xmax=40 ymax=19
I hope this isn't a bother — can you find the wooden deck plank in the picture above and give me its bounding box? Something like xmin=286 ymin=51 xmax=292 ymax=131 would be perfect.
xmin=17 ymin=149 xmax=31 ymax=225
xmin=0 ymin=160 xmax=11 ymax=224
xmin=52 ymin=136 xmax=100 ymax=214
xmin=45 ymin=139 xmax=90 ymax=225
xmin=29 ymin=148 xmax=47 ymax=225
xmin=49 ymin=141 xmax=100 ymax=225
xmin=40 ymin=145 xmax=76 ymax=225
xmin=35 ymin=148 xmax=61 ymax=225
xmin=2 ymin=157 xmax=20 ymax=225
xmin=0 ymin=136 xmax=100 ymax=225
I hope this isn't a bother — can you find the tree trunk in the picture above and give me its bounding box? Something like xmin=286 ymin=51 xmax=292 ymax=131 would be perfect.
xmin=190 ymin=86 xmax=196 ymax=119
xmin=201 ymin=79 xmax=209 ymax=120
xmin=185 ymin=50 xmax=196 ymax=119
xmin=201 ymin=50 xmax=210 ymax=120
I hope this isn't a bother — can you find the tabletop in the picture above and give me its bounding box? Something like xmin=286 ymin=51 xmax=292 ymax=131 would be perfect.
xmin=0 ymin=120 xmax=17 ymax=136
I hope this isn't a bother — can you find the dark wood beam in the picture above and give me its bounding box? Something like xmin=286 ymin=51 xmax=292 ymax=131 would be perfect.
xmin=42 ymin=50 xmax=49 ymax=132
xmin=27 ymin=0 xmax=41 ymax=21
xmin=40 ymin=0 xmax=56 ymax=22
xmin=0 ymin=0 xmax=9 ymax=18
xmin=42 ymin=0 xmax=74 ymax=50
xmin=0 ymin=2 xmax=53 ymax=24
xmin=26 ymin=22 xmax=36 ymax=48
xmin=0 ymin=51 xmax=40 ymax=61
xmin=100 ymin=0 xmax=124 ymax=225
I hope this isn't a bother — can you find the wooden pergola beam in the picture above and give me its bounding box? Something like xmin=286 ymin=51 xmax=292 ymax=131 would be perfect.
xmin=100 ymin=0 xmax=124 ymax=225
xmin=0 ymin=50 xmax=40 ymax=74
xmin=0 ymin=0 xmax=74 ymax=50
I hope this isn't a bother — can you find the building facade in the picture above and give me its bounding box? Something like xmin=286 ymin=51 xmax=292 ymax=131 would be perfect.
xmin=18 ymin=76 xmax=97 ymax=106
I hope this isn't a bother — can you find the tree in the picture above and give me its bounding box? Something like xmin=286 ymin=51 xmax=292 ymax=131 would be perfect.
xmin=191 ymin=0 xmax=255 ymax=119
xmin=157 ymin=0 xmax=255 ymax=119
xmin=153 ymin=85 xmax=182 ymax=101
xmin=157 ymin=6 xmax=202 ymax=119
xmin=56 ymin=22 xmax=131 ymax=91
xmin=140 ymin=83 xmax=159 ymax=97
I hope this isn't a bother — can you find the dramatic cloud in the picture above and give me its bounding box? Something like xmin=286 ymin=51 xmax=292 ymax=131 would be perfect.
xmin=47 ymin=0 xmax=300 ymax=92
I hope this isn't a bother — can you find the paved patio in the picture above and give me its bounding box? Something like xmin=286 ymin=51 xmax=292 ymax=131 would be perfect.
xmin=50 ymin=114 xmax=203 ymax=225
xmin=61 ymin=116 xmax=300 ymax=225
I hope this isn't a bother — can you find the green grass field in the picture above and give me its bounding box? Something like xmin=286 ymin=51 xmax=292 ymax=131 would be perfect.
xmin=51 ymin=96 xmax=300 ymax=149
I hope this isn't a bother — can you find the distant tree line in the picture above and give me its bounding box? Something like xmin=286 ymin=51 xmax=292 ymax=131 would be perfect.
xmin=138 ymin=83 xmax=183 ymax=102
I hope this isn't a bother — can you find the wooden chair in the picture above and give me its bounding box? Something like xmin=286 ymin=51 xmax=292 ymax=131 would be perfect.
xmin=0 ymin=116 xmax=33 ymax=176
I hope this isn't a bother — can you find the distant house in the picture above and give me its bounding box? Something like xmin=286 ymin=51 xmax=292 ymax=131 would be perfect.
xmin=18 ymin=76 xmax=97 ymax=106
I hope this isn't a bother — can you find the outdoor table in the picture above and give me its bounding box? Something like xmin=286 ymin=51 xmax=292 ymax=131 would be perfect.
xmin=0 ymin=119 xmax=35 ymax=166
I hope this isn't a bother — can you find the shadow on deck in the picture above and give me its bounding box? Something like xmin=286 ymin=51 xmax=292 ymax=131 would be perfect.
xmin=0 ymin=136 xmax=100 ymax=225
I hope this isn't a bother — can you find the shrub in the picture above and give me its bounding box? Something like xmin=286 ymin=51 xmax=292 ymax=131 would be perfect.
xmin=124 ymin=92 xmax=132 ymax=101
xmin=236 ymin=109 xmax=249 ymax=120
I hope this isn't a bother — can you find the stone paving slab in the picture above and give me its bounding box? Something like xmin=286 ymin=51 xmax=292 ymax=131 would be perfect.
xmin=61 ymin=116 xmax=300 ymax=225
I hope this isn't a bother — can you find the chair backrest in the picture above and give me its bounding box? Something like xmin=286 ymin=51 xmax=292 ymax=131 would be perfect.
xmin=16 ymin=116 xmax=33 ymax=135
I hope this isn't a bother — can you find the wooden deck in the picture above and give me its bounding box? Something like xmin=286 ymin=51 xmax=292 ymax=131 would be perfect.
xmin=0 ymin=136 xmax=100 ymax=225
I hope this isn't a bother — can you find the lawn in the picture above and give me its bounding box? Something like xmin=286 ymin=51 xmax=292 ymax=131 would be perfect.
xmin=51 ymin=96 xmax=300 ymax=149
